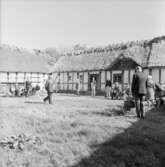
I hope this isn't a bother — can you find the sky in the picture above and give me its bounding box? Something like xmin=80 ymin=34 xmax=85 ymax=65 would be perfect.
xmin=1 ymin=0 xmax=165 ymax=50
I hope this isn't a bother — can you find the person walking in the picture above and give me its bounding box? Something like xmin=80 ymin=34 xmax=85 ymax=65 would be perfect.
xmin=76 ymin=76 xmax=81 ymax=96
xmin=131 ymin=66 xmax=147 ymax=119
xmin=25 ymin=78 xmax=31 ymax=97
xmin=43 ymin=75 xmax=54 ymax=104
xmin=105 ymin=79 xmax=112 ymax=98
xmin=91 ymin=77 xmax=96 ymax=97
xmin=146 ymin=75 xmax=155 ymax=106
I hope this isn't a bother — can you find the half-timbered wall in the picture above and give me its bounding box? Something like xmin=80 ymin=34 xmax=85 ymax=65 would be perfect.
xmin=0 ymin=73 xmax=8 ymax=82
xmin=53 ymin=66 xmax=165 ymax=93
xmin=161 ymin=68 xmax=165 ymax=84
xmin=0 ymin=72 xmax=48 ymax=86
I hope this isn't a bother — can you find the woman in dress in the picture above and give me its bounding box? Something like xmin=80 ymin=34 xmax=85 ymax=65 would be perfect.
xmin=146 ymin=75 xmax=155 ymax=106
xmin=76 ymin=76 xmax=81 ymax=96
xmin=91 ymin=77 xmax=96 ymax=97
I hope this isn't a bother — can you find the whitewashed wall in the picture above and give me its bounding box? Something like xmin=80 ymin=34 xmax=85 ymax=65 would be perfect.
xmin=9 ymin=73 xmax=16 ymax=83
xmin=60 ymin=73 xmax=63 ymax=83
xmin=72 ymin=72 xmax=76 ymax=90
xmin=63 ymin=83 xmax=67 ymax=90
xmin=106 ymin=71 xmax=111 ymax=80
xmin=84 ymin=84 xmax=88 ymax=91
xmin=38 ymin=74 xmax=44 ymax=82
xmin=152 ymin=68 xmax=159 ymax=83
xmin=161 ymin=68 xmax=165 ymax=84
xmin=63 ymin=73 xmax=67 ymax=83
xmin=79 ymin=72 xmax=83 ymax=91
xmin=123 ymin=70 xmax=129 ymax=84
xmin=101 ymin=71 xmax=105 ymax=90
xmin=0 ymin=72 xmax=47 ymax=86
xmin=101 ymin=71 xmax=105 ymax=83
xmin=68 ymin=73 xmax=72 ymax=90
xmin=0 ymin=73 xmax=8 ymax=82
xmin=84 ymin=72 xmax=88 ymax=83
xmin=17 ymin=73 xmax=24 ymax=83
xmin=31 ymin=73 xmax=38 ymax=83
xmin=143 ymin=69 xmax=149 ymax=76
xmin=73 ymin=72 xmax=77 ymax=82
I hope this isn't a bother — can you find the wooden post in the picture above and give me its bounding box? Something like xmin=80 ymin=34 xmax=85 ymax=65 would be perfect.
xmin=7 ymin=72 xmax=9 ymax=83
xmin=88 ymin=72 xmax=90 ymax=91
xmin=30 ymin=72 xmax=32 ymax=82
xmin=16 ymin=72 xmax=18 ymax=84
xmin=62 ymin=72 xmax=64 ymax=90
xmin=128 ymin=69 xmax=131 ymax=86
xmin=82 ymin=72 xmax=84 ymax=91
xmin=67 ymin=72 xmax=69 ymax=90
xmin=24 ymin=73 xmax=26 ymax=82
xmin=110 ymin=71 xmax=112 ymax=83
xmin=72 ymin=72 xmax=74 ymax=91
xmin=122 ymin=70 xmax=124 ymax=91
xmin=37 ymin=73 xmax=39 ymax=83
xmin=159 ymin=68 xmax=161 ymax=84
xmin=105 ymin=71 xmax=107 ymax=82
xmin=99 ymin=71 xmax=101 ymax=90
xmin=149 ymin=68 xmax=152 ymax=75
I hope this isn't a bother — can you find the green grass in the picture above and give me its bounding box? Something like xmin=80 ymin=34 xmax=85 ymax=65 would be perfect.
xmin=0 ymin=95 xmax=165 ymax=167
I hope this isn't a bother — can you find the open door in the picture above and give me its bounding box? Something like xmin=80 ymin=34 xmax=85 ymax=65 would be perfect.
xmin=88 ymin=74 xmax=100 ymax=90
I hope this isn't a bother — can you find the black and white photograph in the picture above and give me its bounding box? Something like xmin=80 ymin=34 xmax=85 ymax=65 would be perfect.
xmin=0 ymin=0 xmax=165 ymax=166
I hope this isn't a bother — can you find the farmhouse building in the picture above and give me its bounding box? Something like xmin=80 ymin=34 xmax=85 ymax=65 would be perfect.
xmin=52 ymin=38 xmax=165 ymax=94
xmin=0 ymin=46 xmax=50 ymax=86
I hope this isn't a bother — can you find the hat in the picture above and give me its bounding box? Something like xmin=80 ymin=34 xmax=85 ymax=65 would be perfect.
xmin=135 ymin=66 xmax=142 ymax=72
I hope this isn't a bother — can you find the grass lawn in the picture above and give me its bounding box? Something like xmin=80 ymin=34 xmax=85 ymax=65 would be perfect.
xmin=0 ymin=94 xmax=165 ymax=167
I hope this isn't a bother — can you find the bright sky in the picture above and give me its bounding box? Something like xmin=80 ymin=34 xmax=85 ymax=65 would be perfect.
xmin=1 ymin=0 xmax=165 ymax=50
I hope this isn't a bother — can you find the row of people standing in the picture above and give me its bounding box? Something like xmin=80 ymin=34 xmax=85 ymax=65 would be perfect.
xmin=43 ymin=69 xmax=157 ymax=108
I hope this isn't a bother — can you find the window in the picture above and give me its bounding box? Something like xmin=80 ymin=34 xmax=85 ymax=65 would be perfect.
xmin=79 ymin=74 xmax=83 ymax=81
xmin=113 ymin=73 xmax=122 ymax=83
xmin=67 ymin=73 xmax=72 ymax=81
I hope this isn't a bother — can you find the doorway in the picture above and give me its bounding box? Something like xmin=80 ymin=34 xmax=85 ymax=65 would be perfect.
xmin=89 ymin=74 xmax=100 ymax=90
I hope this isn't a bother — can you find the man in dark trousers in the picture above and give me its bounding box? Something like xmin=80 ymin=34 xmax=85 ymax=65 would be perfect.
xmin=25 ymin=78 xmax=31 ymax=97
xmin=43 ymin=75 xmax=54 ymax=104
xmin=105 ymin=79 xmax=112 ymax=98
xmin=131 ymin=66 xmax=147 ymax=119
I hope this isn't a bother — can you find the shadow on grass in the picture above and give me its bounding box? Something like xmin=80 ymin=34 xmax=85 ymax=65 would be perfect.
xmin=91 ymin=105 xmax=124 ymax=117
xmin=69 ymin=109 xmax=165 ymax=167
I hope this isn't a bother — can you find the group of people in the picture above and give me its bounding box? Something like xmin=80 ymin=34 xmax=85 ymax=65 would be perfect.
xmin=105 ymin=80 xmax=122 ymax=99
xmin=131 ymin=66 xmax=156 ymax=119
xmin=43 ymin=67 xmax=157 ymax=114
xmin=8 ymin=78 xmax=41 ymax=97
xmin=9 ymin=79 xmax=32 ymax=97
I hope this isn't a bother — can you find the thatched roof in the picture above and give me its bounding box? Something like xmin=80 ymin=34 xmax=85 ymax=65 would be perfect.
xmin=147 ymin=40 xmax=165 ymax=67
xmin=52 ymin=51 xmax=118 ymax=72
xmin=0 ymin=47 xmax=50 ymax=73
xmin=52 ymin=45 xmax=149 ymax=72
xmin=52 ymin=38 xmax=165 ymax=72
